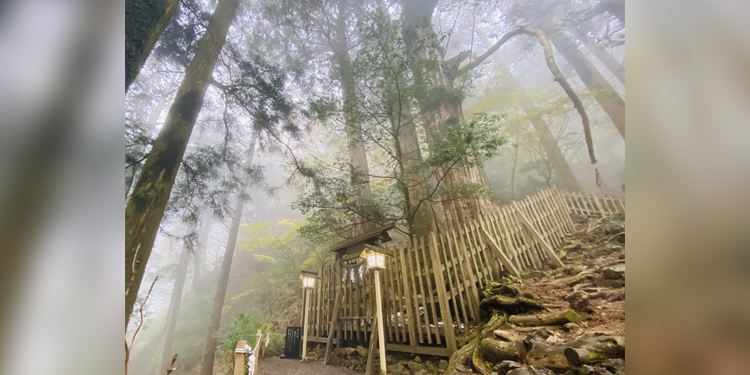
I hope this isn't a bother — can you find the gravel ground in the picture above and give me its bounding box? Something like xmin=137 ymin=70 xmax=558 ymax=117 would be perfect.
xmin=258 ymin=357 xmax=362 ymax=375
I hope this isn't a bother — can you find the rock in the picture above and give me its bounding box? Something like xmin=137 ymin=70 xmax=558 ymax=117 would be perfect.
xmin=565 ymin=291 xmax=593 ymax=313
xmin=558 ymin=250 xmax=568 ymax=260
xmin=414 ymin=370 xmax=427 ymax=375
xmin=602 ymin=267 xmax=624 ymax=280
xmin=526 ymin=342 xmax=570 ymax=370
xmin=414 ymin=355 xmax=422 ymax=363
xmin=407 ymin=360 xmax=423 ymax=372
xmin=333 ymin=348 xmax=348 ymax=357
xmin=564 ymin=322 xmax=580 ymax=332
xmin=492 ymin=360 xmax=522 ymax=374
xmin=356 ymin=346 xmax=368 ymax=358
xmin=345 ymin=347 xmax=358 ymax=356
xmin=386 ymin=355 xmax=396 ymax=364
xmin=306 ymin=351 xmax=318 ymax=359
xmin=618 ymin=253 xmax=625 ymax=260
xmin=507 ymin=369 xmax=532 ymax=375
xmin=600 ymin=358 xmax=625 ymax=374
xmin=455 ymin=364 xmax=468 ymax=373
xmin=386 ymin=364 xmax=404 ymax=375
xmin=529 ymin=366 xmax=555 ymax=375
xmin=439 ymin=359 xmax=449 ymax=370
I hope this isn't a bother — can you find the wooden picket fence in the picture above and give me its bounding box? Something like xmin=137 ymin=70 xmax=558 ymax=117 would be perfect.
xmin=559 ymin=191 xmax=625 ymax=217
xmin=303 ymin=187 xmax=616 ymax=359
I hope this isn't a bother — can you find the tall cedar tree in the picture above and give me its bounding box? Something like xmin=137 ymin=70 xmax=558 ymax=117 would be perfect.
xmin=125 ymin=0 xmax=180 ymax=91
xmin=400 ymin=0 xmax=495 ymax=225
xmin=125 ymin=0 xmax=240 ymax=329
xmin=199 ymin=124 xmax=260 ymax=375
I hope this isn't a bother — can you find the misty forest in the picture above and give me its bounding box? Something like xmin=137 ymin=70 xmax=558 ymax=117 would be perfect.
xmin=125 ymin=0 xmax=625 ymax=374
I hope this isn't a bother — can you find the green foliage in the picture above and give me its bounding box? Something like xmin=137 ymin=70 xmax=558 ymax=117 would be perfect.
xmin=425 ymin=113 xmax=506 ymax=167
xmin=219 ymin=312 xmax=284 ymax=356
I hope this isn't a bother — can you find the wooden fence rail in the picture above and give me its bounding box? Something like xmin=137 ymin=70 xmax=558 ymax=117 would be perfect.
xmin=304 ymin=187 xmax=621 ymax=359
xmin=559 ymin=191 xmax=625 ymax=217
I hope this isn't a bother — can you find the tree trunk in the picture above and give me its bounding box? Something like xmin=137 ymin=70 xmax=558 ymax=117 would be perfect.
xmin=542 ymin=25 xmax=625 ymax=139
xmin=125 ymin=0 xmax=240 ymax=329
xmin=193 ymin=211 xmax=214 ymax=292
xmin=477 ymin=29 xmax=580 ymax=192
xmin=125 ymin=0 xmax=180 ymax=91
xmin=198 ymin=126 xmax=260 ymax=375
xmin=571 ymin=27 xmax=625 ymax=85
xmin=333 ymin=0 xmax=375 ymax=236
xmin=388 ymin=88 xmax=443 ymax=236
xmin=155 ymin=237 xmax=191 ymax=375
xmin=400 ymin=0 xmax=490 ymax=226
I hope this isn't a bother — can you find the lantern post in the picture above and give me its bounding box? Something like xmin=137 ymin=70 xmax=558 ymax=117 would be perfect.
xmin=299 ymin=271 xmax=318 ymax=360
xmin=360 ymin=245 xmax=391 ymax=374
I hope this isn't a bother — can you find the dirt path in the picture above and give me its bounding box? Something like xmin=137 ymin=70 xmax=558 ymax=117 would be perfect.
xmin=258 ymin=357 xmax=362 ymax=375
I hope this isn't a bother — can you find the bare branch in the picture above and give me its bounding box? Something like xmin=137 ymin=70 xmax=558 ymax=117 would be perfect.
xmin=125 ymin=276 xmax=158 ymax=375
xmin=459 ymin=26 xmax=596 ymax=163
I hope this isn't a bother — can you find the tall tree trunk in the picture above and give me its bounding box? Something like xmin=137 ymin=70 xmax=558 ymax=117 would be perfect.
xmin=571 ymin=26 xmax=625 ymax=85
xmin=476 ymin=29 xmax=580 ymax=192
xmin=193 ymin=211 xmax=214 ymax=292
xmin=389 ymin=95 xmax=441 ymax=236
xmin=374 ymin=1 xmax=445 ymax=236
xmin=334 ymin=0 xmax=375 ymax=236
xmin=540 ymin=20 xmax=626 ymax=139
xmin=400 ymin=0 xmax=490 ymax=225
xmin=155 ymin=236 xmax=191 ymax=375
xmin=125 ymin=0 xmax=240 ymax=329
xmin=198 ymin=126 xmax=260 ymax=375
xmin=125 ymin=0 xmax=180 ymax=91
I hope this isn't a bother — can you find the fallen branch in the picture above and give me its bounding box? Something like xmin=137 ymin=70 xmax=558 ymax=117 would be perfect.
xmin=125 ymin=276 xmax=158 ymax=375
xmin=166 ymin=354 xmax=182 ymax=374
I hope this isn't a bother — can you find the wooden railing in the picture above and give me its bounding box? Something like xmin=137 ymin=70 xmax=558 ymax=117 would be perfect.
xmin=559 ymin=191 xmax=625 ymax=217
xmin=233 ymin=329 xmax=262 ymax=375
xmin=303 ymin=187 xmax=586 ymax=359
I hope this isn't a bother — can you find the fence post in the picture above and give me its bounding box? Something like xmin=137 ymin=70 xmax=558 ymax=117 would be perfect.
xmin=234 ymin=340 xmax=247 ymax=375
xmin=253 ymin=329 xmax=262 ymax=374
xmin=429 ymin=232 xmax=457 ymax=355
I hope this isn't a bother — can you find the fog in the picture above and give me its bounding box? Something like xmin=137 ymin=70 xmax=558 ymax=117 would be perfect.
xmin=0 ymin=0 xmax=749 ymax=374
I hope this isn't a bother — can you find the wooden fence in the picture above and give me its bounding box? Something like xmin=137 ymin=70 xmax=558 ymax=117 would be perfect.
xmin=303 ymin=187 xmax=614 ymax=358
xmin=559 ymin=191 xmax=625 ymax=217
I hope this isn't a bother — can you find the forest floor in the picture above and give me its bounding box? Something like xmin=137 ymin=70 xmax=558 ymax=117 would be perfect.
xmin=258 ymin=357 xmax=363 ymax=375
xmin=448 ymin=212 xmax=626 ymax=375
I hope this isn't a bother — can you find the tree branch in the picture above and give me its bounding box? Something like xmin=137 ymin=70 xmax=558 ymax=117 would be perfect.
xmin=459 ymin=26 xmax=596 ymax=163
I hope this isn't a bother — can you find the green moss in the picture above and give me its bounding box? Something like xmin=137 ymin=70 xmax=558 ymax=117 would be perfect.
xmin=565 ymin=309 xmax=582 ymax=324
